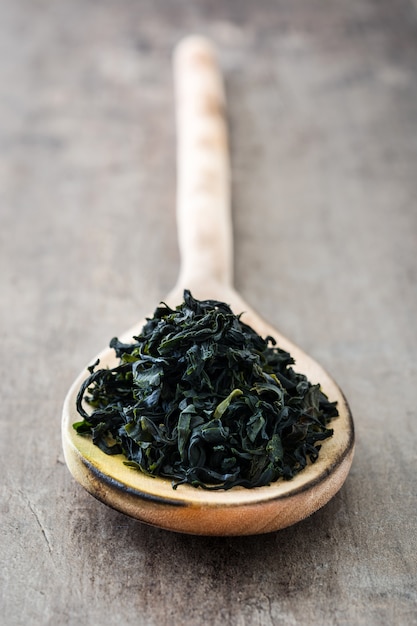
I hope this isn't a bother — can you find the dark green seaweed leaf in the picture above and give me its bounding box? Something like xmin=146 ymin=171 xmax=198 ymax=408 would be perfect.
xmin=74 ymin=290 xmax=338 ymax=489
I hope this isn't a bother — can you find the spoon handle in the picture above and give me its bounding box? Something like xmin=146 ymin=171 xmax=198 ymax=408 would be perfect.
xmin=173 ymin=36 xmax=233 ymax=288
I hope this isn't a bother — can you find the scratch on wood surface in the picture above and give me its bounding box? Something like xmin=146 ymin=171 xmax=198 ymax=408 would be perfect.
xmin=20 ymin=491 xmax=53 ymax=557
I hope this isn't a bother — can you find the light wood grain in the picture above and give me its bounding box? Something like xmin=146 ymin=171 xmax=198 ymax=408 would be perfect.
xmin=174 ymin=35 xmax=233 ymax=287
xmin=1 ymin=0 xmax=417 ymax=623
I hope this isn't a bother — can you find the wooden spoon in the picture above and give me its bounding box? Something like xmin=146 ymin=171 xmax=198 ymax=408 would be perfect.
xmin=62 ymin=35 xmax=354 ymax=536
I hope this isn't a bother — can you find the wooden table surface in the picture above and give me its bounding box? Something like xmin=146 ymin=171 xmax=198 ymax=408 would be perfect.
xmin=1 ymin=1 xmax=416 ymax=624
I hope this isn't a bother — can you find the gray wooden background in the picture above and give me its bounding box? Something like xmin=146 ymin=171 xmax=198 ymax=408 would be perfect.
xmin=1 ymin=1 xmax=416 ymax=624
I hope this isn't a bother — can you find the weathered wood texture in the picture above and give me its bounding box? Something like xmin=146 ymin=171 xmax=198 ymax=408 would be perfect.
xmin=1 ymin=1 xmax=416 ymax=624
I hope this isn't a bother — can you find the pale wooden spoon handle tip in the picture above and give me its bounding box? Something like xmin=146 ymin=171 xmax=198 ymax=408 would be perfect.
xmin=173 ymin=34 xmax=233 ymax=289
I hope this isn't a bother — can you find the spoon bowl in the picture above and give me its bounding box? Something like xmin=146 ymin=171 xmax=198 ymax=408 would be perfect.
xmin=62 ymin=36 xmax=354 ymax=535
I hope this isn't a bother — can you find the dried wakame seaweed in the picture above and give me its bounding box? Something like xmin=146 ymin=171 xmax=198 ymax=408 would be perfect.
xmin=74 ymin=290 xmax=338 ymax=490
